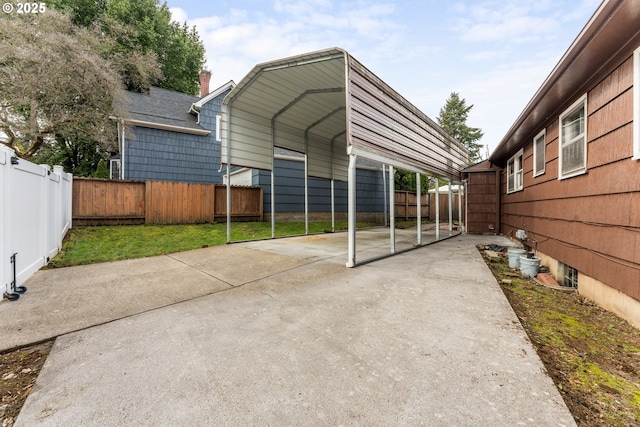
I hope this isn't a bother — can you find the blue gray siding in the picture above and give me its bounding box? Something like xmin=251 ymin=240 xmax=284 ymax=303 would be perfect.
xmin=123 ymin=88 xmax=231 ymax=184
xmin=255 ymin=158 xmax=386 ymax=214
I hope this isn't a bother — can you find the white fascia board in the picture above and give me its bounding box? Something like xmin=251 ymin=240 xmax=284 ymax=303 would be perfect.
xmin=192 ymin=80 xmax=236 ymax=111
xmin=124 ymin=119 xmax=211 ymax=136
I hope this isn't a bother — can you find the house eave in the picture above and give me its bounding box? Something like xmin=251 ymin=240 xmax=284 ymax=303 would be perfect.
xmin=191 ymin=80 xmax=236 ymax=112
xmin=489 ymin=0 xmax=640 ymax=165
xmin=121 ymin=118 xmax=211 ymax=136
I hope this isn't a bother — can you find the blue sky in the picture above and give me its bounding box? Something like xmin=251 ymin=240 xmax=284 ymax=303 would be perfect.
xmin=165 ymin=0 xmax=601 ymax=156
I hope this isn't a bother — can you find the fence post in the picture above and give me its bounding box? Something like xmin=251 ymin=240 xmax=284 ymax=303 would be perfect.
xmin=145 ymin=180 xmax=152 ymax=224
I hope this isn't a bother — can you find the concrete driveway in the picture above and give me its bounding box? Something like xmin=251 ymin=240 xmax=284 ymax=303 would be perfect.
xmin=2 ymin=231 xmax=576 ymax=426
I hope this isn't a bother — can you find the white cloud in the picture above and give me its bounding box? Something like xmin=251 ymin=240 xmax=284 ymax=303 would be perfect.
xmin=168 ymin=7 xmax=188 ymax=24
xmin=183 ymin=0 xmax=407 ymax=90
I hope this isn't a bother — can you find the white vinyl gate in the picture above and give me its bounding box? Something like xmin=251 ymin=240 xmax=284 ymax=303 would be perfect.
xmin=0 ymin=145 xmax=72 ymax=299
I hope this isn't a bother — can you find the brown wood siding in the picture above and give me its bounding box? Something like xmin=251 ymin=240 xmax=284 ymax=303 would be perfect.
xmin=500 ymin=55 xmax=640 ymax=300
xmin=73 ymin=179 xmax=263 ymax=225
xmin=466 ymin=170 xmax=500 ymax=233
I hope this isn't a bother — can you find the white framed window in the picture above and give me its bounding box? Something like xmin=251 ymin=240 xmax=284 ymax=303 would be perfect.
xmin=110 ymin=159 xmax=121 ymax=180
xmin=633 ymin=46 xmax=640 ymax=160
xmin=560 ymin=262 xmax=578 ymax=289
xmin=507 ymin=148 xmax=523 ymax=193
xmin=559 ymin=94 xmax=587 ymax=179
xmin=216 ymin=115 xmax=222 ymax=142
xmin=533 ymin=130 xmax=546 ymax=176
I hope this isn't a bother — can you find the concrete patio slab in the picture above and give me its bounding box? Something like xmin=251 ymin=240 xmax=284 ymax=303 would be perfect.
xmin=12 ymin=234 xmax=576 ymax=427
xmin=0 ymin=246 xmax=309 ymax=351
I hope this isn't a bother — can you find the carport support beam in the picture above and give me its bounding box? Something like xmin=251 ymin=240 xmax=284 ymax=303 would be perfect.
xmin=416 ymin=172 xmax=422 ymax=245
xmin=271 ymin=170 xmax=275 ymax=238
xmin=458 ymin=182 xmax=463 ymax=233
xmin=382 ymin=165 xmax=388 ymax=227
xmin=435 ymin=178 xmax=440 ymax=240
xmin=346 ymin=153 xmax=357 ymax=267
xmin=448 ymin=180 xmax=453 ymax=236
xmin=389 ymin=165 xmax=395 ymax=254
xmin=304 ymin=153 xmax=309 ymax=235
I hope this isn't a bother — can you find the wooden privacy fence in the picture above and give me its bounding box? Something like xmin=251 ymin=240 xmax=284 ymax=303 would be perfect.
xmin=394 ymin=191 xmax=462 ymax=221
xmin=73 ymin=178 xmax=263 ymax=225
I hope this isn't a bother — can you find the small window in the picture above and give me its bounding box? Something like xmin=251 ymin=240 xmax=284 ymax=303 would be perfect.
xmin=110 ymin=159 xmax=121 ymax=180
xmin=507 ymin=149 xmax=523 ymax=193
xmin=533 ymin=130 xmax=546 ymax=176
xmin=216 ymin=115 xmax=222 ymax=142
xmin=560 ymin=262 xmax=578 ymax=289
xmin=559 ymin=95 xmax=587 ymax=179
xmin=634 ymin=46 xmax=640 ymax=160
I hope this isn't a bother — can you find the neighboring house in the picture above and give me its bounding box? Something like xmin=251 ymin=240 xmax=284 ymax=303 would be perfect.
xmin=470 ymin=0 xmax=640 ymax=328
xmin=112 ymin=73 xmax=234 ymax=184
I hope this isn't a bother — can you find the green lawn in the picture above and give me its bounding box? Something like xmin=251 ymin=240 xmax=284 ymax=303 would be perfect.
xmin=49 ymin=221 xmax=379 ymax=268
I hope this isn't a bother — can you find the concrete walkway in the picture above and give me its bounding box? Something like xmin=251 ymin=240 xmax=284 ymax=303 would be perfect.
xmin=1 ymin=231 xmax=577 ymax=426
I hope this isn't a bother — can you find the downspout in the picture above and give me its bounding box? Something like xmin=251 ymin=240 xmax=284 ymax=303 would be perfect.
xmin=225 ymin=107 xmax=231 ymax=243
xmin=119 ymin=119 xmax=126 ymax=179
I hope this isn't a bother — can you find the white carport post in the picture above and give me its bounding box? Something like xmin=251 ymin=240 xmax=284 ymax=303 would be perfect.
xmin=304 ymin=152 xmax=309 ymax=235
xmin=382 ymin=165 xmax=388 ymax=227
xmin=270 ymin=119 xmax=276 ymax=239
xmin=434 ymin=178 xmax=440 ymax=240
xmin=346 ymin=153 xmax=358 ymax=267
xmin=458 ymin=182 xmax=463 ymax=233
xmin=416 ymin=172 xmax=422 ymax=245
xmin=389 ymin=165 xmax=395 ymax=254
xmin=448 ymin=180 xmax=453 ymax=236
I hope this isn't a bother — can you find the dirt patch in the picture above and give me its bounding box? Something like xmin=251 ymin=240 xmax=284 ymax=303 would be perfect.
xmin=479 ymin=245 xmax=640 ymax=427
xmin=1 ymin=341 xmax=53 ymax=427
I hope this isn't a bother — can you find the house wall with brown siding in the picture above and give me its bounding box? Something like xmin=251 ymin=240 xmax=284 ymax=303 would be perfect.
xmin=466 ymin=170 xmax=500 ymax=233
xmin=500 ymin=54 xmax=640 ymax=301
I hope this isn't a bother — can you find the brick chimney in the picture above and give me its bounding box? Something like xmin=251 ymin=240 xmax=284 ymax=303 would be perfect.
xmin=199 ymin=70 xmax=211 ymax=97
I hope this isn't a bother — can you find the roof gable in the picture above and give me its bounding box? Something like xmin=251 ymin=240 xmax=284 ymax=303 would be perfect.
xmin=191 ymin=80 xmax=236 ymax=111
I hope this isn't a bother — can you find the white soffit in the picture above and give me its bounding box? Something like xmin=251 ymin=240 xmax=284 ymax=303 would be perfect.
xmin=222 ymin=47 xmax=468 ymax=182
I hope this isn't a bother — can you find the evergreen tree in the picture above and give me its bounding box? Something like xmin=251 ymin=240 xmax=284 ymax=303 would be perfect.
xmin=437 ymin=92 xmax=484 ymax=164
xmin=46 ymin=0 xmax=205 ymax=94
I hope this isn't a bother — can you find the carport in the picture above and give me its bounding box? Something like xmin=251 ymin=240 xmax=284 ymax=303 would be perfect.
xmin=221 ymin=48 xmax=469 ymax=267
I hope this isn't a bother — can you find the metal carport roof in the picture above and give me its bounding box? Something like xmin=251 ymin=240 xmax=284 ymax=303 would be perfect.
xmin=221 ymin=47 xmax=469 ymax=266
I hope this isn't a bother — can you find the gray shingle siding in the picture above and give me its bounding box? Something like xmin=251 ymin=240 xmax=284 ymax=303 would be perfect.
xmin=255 ymin=158 xmax=385 ymax=214
xmin=122 ymin=86 xmax=232 ymax=184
